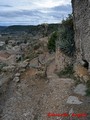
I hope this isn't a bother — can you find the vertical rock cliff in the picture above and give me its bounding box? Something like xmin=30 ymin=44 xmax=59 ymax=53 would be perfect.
xmin=72 ymin=0 xmax=90 ymax=62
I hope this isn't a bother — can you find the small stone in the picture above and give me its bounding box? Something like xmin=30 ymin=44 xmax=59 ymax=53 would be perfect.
xmin=18 ymin=61 xmax=28 ymax=68
xmin=23 ymin=112 xmax=30 ymax=117
xmin=13 ymin=77 xmax=20 ymax=83
xmin=66 ymin=96 xmax=83 ymax=104
xmin=74 ymin=84 xmax=87 ymax=96
xmin=15 ymin=73 xmax=20 ymax=77
xmin=19 ymin=68 xmax=26 ymax=72
xmin=69 ymin=108 xmax=74 ymax=115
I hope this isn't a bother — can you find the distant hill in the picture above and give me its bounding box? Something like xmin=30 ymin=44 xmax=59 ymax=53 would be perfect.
xmin=0 ymin=24 xmax=61 ymax=36
xmin=0 ymin=26 xmax=7 ymax=32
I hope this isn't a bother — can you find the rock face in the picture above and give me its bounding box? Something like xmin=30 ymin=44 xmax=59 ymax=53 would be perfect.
xmin=72 ymin=0 xmax=90 ymax=63
xmin=55 ymin=47 xmax=73 ymax=71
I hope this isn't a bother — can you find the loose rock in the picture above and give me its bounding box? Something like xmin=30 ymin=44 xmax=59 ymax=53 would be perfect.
xmin=66 ymin=96 xmax=83 ymax=104
xmin=13 ymin=77 xmax=20 ymax=83
xmin=15 ymin=73 xmax=20 ymax=77
xmin=74 ymin=84 xmax=87 ymax=96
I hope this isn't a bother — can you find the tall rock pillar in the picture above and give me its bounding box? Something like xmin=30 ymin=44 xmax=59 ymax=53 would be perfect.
xmin=72 ymin=0 xmax=90 ymax=62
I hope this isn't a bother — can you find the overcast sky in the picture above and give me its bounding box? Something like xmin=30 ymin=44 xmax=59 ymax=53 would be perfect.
xmin=0 ymin=0 xmax=72 ymax=26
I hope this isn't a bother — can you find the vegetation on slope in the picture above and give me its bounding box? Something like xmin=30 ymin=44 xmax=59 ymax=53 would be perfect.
xmin=47 ymin=31 xmax=58 ymax=52
xmin=1 ymin=24 xmax=60 ymax=36
xmin=57 ymin=64 xmax=74 ymax=78
xmin=59 ymin=14 xmax=75 ymax=57
xmin=47 ymin=14 xmax=75 ymax=56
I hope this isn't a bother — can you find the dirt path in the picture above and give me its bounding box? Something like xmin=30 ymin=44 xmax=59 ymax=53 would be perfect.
xmin=0 ymin=55 xmax=90 ymax=120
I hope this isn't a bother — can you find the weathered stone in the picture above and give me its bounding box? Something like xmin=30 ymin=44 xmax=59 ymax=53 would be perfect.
xmin=72 ymin=0 xmax=90 ymax=63
xmin=19 ymin=68 xmax=26 ymax=73
xmin=6 ymin=45 xmax=21 ymax=54
xmin=74 ymin=63 xmax=90 ymax=83
xmin=6 ymin=55 xmax=16 ymax=65
xmin=74 ymin=84 xmax=87 ymax=96
xmin=8 ymin=40 xmax=16 ymax=45
xmin=69 ymin=108 xmax=74 ymax=116
xmin=55 ymin=48 xmax=73 ymax=71
xmin=35 ymin=71 xmax=45 ymax=78
xmin=0 ymin=51 xmax=10 ymax=64
xmin=0 ymin=74 xmax=12 ymax=87
xmin=15 ymin=73 xmax=20 ymax=77
xmin=66 ymin=96 xmax=83 ymax=104
xmin=2 ymin=65 xmax=15 ymax=72
xmin=0 ymin=41 xmax=5 ymax=46
xmin=13 ymin=77 xmax=20 ymax=83
xmin=18 ymin=61 xmax=28 ymax=68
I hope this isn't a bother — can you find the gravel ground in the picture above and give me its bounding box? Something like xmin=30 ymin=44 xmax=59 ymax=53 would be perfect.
xmin=0 ymin=57 xmax=90 ymax=120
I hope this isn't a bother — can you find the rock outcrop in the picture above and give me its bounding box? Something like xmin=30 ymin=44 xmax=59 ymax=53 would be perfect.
xmin=55 ymin=47 xmax=73 ymax=71
xmin=72 ymin=0 xmax=90 ymax=63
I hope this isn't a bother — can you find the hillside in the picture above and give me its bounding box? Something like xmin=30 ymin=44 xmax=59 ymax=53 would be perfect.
xmin=0 ymin=26 xmax=7 ymax=32
xmin=0 ymin=6 xmax=90 ymax=119
xmin=0 ymin=24 xmax=60 ymax=36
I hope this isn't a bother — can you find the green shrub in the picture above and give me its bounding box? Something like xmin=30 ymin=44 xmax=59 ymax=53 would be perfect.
xmin=5 ymin=39 xmax=8 ymax=44
xmin=58 ymin=14 xmax=75 ymax=56
xmin=24 ymin=39 xmax=27 ymax=44
xmin=47 ymin=14 xmax=75 ymax=56
xmin=86 ymin=81 xmax=90 ymax=96
xmin=47 ymin=31 xmax=58 ymax=52
xmin=57 ymin=64 xmax=74 ymax=78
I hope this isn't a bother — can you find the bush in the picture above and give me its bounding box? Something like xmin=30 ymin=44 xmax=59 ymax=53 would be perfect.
xmin=5 ymin=40 xmax=8 ymax=44
xmin=58 ymin=14 xmax=75 ymax=56
xmin=57 ymin=64 xmax=74 ymax=78
xmin=86 ymin=81 xmax=90 ymax=96
xmin=47 ymin=31 xmax=58 ymax=52
xmin=24 ymin=39 xmax=27 ymax=44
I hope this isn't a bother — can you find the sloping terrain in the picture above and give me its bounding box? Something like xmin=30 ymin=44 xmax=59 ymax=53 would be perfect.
xmin=0 ymin=53 xmax=90 ymax=120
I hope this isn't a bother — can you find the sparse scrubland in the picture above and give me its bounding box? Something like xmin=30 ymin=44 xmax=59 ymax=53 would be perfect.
xmin=0 ymin=14 xmax=90 ymax=120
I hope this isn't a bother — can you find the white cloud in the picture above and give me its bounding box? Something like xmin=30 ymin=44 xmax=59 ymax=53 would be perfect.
xmin=33 ymin=0 xmax=71 ymax=8
xmin=0 ymin=0 xmax=71 ymax=25
xmin=0 ymin=0 xmax=71 ymax=11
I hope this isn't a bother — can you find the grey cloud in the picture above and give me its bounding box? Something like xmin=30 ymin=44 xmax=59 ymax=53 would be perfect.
xmin=0 ymin=4 xmax=72 ymax=26
xmin=0 ymin=10 xmax=42 ymax=18
xmin=51 ymin=5 xmax=72 ymax=11
xmin=0 ymin=5 xmax=12 ymax=7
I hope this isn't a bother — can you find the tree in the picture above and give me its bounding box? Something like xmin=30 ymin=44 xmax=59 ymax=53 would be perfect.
xmin=47 ymin=31 xmax=58 ymax=53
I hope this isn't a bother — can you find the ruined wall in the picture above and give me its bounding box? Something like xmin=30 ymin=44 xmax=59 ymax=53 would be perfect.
xmin=72 ymin=0 xmax=90 ymax=62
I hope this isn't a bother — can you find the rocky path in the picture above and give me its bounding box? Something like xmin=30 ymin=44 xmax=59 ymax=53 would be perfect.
xmin=0 ymin=54 xmax=90 ymax=120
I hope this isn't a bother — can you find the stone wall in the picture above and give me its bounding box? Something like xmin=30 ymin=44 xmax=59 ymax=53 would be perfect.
xmin=72 ymin=0 xmax=90 ymax=62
